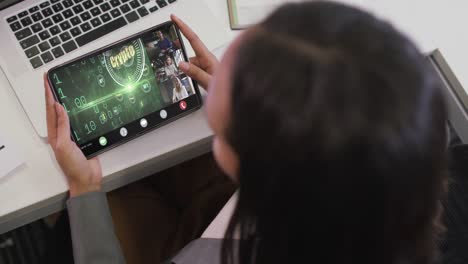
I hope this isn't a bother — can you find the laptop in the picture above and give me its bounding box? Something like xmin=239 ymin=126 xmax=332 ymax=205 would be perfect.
xmin=428 ymin=49 xmax=468 ymax=144
xmin=0 ymin=0 xmax=228 ymax=138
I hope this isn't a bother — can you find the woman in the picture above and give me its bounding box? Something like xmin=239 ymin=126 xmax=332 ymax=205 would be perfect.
xmin=164 ymin=56 xmax=179 ymax=78
xmin=171 ymin=76 xmax=189 ymax=102
xmin=44 ymin=2 xmax=447 ymax=264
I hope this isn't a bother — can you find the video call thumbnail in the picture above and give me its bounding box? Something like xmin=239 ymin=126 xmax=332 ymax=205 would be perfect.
xmin=49 ymin=24 xmax=196 ymax=145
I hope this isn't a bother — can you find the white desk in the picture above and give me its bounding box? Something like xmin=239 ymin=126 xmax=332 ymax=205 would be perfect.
xmin=0 ymin=0 xmax=237 ymax=234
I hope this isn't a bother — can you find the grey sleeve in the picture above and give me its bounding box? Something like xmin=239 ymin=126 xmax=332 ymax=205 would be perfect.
xmin=66 ymin=192 xmax=126 ymax=264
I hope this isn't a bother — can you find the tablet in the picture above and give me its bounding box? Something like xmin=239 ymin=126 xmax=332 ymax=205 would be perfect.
xmin=48 ymin=21 xmax=202 ymax=158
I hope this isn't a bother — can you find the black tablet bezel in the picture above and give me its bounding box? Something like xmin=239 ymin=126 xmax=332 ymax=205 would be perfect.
xmin=47 ymin=21 xmax=203 ymax=159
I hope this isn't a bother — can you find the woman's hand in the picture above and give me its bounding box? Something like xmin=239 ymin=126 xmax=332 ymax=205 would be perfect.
xmin=171 ymin=14 xmax=219 ymax=90
xmin=44 ymin=74 xmax=102 ymax=197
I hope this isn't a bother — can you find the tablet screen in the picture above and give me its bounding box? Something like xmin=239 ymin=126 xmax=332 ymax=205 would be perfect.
xmin=48 ymin=22 xmax=201 ymax=158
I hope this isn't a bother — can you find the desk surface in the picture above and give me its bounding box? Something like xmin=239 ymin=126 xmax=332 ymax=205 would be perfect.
xmin=2 ymin=0 xmax=468 ymax=236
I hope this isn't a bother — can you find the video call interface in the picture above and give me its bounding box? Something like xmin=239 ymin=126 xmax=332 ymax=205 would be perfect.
xmin=49 ymin=24 xmax=197 ymax=151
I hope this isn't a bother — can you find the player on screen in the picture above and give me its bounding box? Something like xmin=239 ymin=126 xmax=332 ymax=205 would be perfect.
xmin=164 ymin=56 xmax=179 ymax=78
xmin=156 ymin=30 xmax=173 ymax=55
xmin=171 ymin=76 xmax=188 ymax=103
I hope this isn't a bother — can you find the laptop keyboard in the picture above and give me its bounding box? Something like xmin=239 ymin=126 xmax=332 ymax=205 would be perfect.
xmin=6 ymin=0 xmax=177 ymax=69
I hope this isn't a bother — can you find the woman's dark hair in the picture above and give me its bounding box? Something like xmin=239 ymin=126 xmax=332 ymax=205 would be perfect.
xmin=222 ymin=2 xmax=448 ymax=264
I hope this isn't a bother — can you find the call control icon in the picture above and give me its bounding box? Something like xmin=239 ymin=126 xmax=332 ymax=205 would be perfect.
xmin=140 ymin=118 xmax=148 ymax=128
xmin=179 ymin=100 xmax=187 ymax=110
xmin=160 ymin=109 xmax=167 ymax=119
xmin=99 ymin=136 xmax=107 ymax=146
xmin=120 ymin=127 xmax=128 ymax=137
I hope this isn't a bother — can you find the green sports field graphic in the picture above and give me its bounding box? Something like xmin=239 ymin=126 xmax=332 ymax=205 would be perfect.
xmin=51 ymin=38 xmax=165 ymax=144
